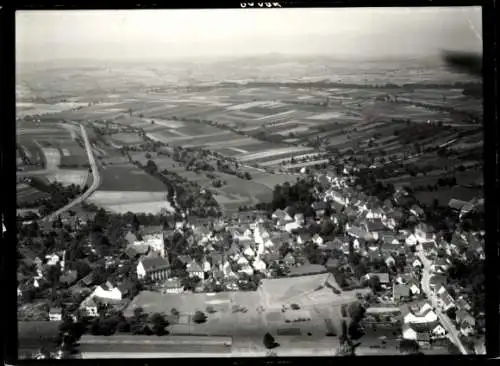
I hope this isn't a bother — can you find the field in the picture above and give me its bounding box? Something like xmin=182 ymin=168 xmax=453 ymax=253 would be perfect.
xmin=98 ymin=164 xmax=168 ymax=191
xmin=86 ymin=191 xmax=174 ymax=214
xmin=17 ymin=184 xmax=50 ymax=205
xmin=46 ymin=169 xmax=90 ymax=187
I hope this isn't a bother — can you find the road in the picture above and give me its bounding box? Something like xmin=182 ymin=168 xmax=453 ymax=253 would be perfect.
xmin=416 ymin=250 xmax=468 ymax=354
xmin=44 ymin=124 xmax=101 ymax=222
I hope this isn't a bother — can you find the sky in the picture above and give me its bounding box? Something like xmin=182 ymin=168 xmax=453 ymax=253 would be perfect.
xmin=16 ymin=7 xmax=482 ymax=63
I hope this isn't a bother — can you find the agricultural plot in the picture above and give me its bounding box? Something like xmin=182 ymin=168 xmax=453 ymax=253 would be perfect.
xmin=109 ymin=133 xmax=143 ymax=145
xmin=17 ymin=185 xmax=50 ymax=205
xmin=98 ymin=165 xmax=168 ymax=191
xmin=46 ymin=170 xmax=89 ymax=187
xmin=415 ymin=186 xmax=482 ymax=206
xmin=237 ymin=147 xmax=315 ymax=163
xmin=16 ymin=141 xmax=44 ymax=166
xmin=58 ymin=144 xmax=89 ymax=167
xmin=257 ymin=153 xmax=323 ymax=167
xmin=38 ymin=146 xmax=61 ymax=170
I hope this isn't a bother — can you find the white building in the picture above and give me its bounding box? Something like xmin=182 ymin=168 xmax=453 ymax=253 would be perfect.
xmin=93 ymin=282 xmax=123 ymax=301
xmin=252 ymin=257 xmax=267 ymax=272
xmin=404 ymin=303 xmax=438 ymax=324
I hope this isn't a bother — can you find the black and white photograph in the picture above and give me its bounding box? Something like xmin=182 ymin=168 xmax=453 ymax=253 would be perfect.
xmin=15 ymin=6 xmax=485 ymax=358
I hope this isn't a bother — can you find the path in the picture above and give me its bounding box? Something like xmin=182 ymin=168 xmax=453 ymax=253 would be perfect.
xmin=43 ymin=124 xmax=101 ymax=222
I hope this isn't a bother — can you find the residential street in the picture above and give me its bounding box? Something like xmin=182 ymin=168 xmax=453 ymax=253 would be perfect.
xmin=416 ymin=251 xmax=468 ymax=354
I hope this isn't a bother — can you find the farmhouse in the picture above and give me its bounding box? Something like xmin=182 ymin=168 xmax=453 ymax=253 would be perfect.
xmin=436 ymin=286 xmax=456 ymax=312
xmin=186 ymin=260 xmax=204 ymax=280
xmin=137 ymin=257 xmax=170 ymax=281
xmin=393 ymin=283 xmax=411 ymax=302
xmin=414 ymin=223 xmax=436 ymax=242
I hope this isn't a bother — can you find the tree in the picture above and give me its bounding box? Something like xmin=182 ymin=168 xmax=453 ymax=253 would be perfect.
xmin=399 ymin=339 xmax=420 ymax=354
xmin=192 ymin=311 xmax=207 ymax=324
xmin=150 ymin=313 xmax=169 ymax=336
xmin=263 ymin=332 xmax=278 ymax=349
xmin=348 ymin=302 xmax=366 ymax=323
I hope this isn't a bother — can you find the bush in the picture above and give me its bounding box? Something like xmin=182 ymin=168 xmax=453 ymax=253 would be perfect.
xmin=192 ymin=311 xmax=207 ymax=324
xmin=206 ymin=305 xmax=216 ymax=314
xmin=290 ymin=303 xmax=300 ymax=310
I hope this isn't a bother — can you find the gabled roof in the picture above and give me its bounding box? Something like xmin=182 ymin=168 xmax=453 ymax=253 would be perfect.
xmin=325 ymin=258 xmax=340 ymax=268
xmin=124 ymin=231 xmax=138 ymax=246
xmin=365 ymin=219 xmax=387 ymax=232
xmin=370 ymin=272 xmax=390 ymax=284
xmin=186 ymin=261 xmax=203 ymax=273
xmin=140 ymin=257 xmax=170 ymax=272
xmin=415 ymin=223 xmax=435 ymax=233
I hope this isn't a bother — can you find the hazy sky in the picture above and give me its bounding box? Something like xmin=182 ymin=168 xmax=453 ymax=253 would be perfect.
xmin=16 ymin=7 xmax=482 ymax=62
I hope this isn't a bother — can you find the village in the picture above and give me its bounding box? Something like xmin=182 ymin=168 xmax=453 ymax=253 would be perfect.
xmin=17 ymin=164 xmax=486 ymax=358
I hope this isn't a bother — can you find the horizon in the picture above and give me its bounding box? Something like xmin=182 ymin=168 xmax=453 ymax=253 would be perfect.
xmin=16 ymin=7 xmax=482 ymax=64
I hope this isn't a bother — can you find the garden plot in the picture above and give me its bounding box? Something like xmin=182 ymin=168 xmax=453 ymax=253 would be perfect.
xmin=306 ymin=112 xmax=346 ymax=121
xmin=237 ymin=147 xmax=315 ymax=163
xmin=17 ymin=185 xmax=51 ymax=205
xmin=282 ymin=159 xmax=330 ymax=170
xmin=47 ymin=170 xmax=89 ymax=187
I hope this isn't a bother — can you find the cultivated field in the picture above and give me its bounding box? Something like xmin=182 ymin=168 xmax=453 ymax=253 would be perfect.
xmin=46 ymin=169 xmax=90 ymax=187
xmin=97 ymin=164 xmax=168 ymax=191
xmin=86 ymin=191 xmax=173 ymax=214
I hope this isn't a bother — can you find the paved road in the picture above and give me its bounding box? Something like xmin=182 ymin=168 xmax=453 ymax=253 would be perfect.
xmin=416 ymin=250 xmax=468 ymax=354
xmin=44 ymin=124 xmax=101 ymax=222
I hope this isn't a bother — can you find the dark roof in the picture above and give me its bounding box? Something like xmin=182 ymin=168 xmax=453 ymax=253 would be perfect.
xmin=81 ymin=272 xmax=96 ymax=286
xmin=366 ymin=219 xmax=387 ymax=232
xmin=312 ymin=201 xmax=328 ymax=211
xmin=370 ymin=272 xmax=390 ymax=284
xmin=124 ymin=231 xmax=138 ymax=246
xmin=456 ymin=310 xmax=475 ymax=327
xmin=140 ymin=257 xmax=170 ymax=272
xmin=140 ymin=225 xmax=164 ymax=236
xmin=416 ymin=223 xmax=435 ymax=233
xmin=49 ymin=307 xmax=62 ymax=314
xmin=177 ymin=255 xmax=193 ymax=265
xmin=422 ymin=241 xmax=436 ymax=251
xmin=324 ymin=239 xmax=343 ymax=251
xmin=210 ymin=252 xmax=224 ymax=266
xmin=60 ymin=270 xmax=78 ymax=285
xmin=347 ymin=226 xmax=369 ymax=239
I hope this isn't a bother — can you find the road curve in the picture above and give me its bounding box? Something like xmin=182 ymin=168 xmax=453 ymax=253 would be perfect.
xmin=43 ymin=124 xmax=101 ymax=222
xmin=416 ymin=250 xmax=468 ymax=354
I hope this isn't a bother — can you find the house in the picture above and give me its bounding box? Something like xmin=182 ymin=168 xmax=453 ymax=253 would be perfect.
xmin=125 ymin=244 xmax=150 ymax=259
xmin=312 ymin=233 xmax=324 ymax=247
xmin=436 ymin=287 xmax=456 ymax=312
xmin=163 ymin=278 xmax=183 ymax=294
xmin=414 ymin=223 xmax=436 ymax=242
xmin=297 ymin=233 xmax=312 ymax=245
xmin=404 ymin=233 xmax=418 ymax=247
xmin=456 ymin=310 xmax=476 ymax=336
xmin=284 ymin=221 xmax=301 ymax=233
xmin=385 ymin=255 xmax=396 ymax=268
xmin=203 ymin=259 xmax=212 ymax=273
xmin=402 ymin=322 xmax=446 ymax=342
xmin=137 ymin=257 xmax=170 ymax=281
xmin=141 ymin=232 xmax=166 ymax=257
xmin=242 ymin=245 xmax=256 ymax=258
xmin=236 ymin=255 xmax=249 ymax=266
xmin=363 ymin=219 xmax=387 ymax=238
xmin=238 ymin=263 xmax=254 ymax=276
xmin=80 ymin=272 xmax=97 ymax=287
xmin=381 ymin=233 xmax=399 ymax=246
xmin=456 ymin=296 xmax=472 ymax=312
xmin=252 ymin=257 xmax=267 ymax=272
xmin=49 ymin=307 xmax=63 ymax=322
xmin=404 ymin=303 xmax=438 ymax=324
xmin=186 ymin=260 xmax=204 ymax=280
xmin=312 ymin=201 xmax=328 ymax=217
xmin=80 ymin=296 xmax=99 ymax=317
xmin=383 ymin=210 xmax=404 ymax=230
xmin=272 ymin=209 xmax=292 ymax=222
xmin=366 ymin=207 xmax=385 ymax=220
xmin=294 ymin=213 xmax=305 ymax=225
xmin=324 ymin=238 xmax=344 ymax=253
xmin=412 ymin=258 xmax=423 ymax=268
xmin=393 ymin=283 xmax=411 ymax=302
xmin=59 ymin=270 xmax=78 ymax=286
xmin=364 ymin=272 xmax=390 ymax=285
xmin=124 ymin=231 xmax=138 ymax=246
xmin=93 ymin=282 xmax=123 ymax=301
xmin=284 ymin=253 xmax=296 ymax=266
xmin=409 ymin=205 xmax=425 ymax=218
xmin=346 ymin=225 xmax=370 ymax=240
xmin=429 ymin=274 xmax=447 ymax=291
xmin=421 ymin=240 xmax=437 ymax=253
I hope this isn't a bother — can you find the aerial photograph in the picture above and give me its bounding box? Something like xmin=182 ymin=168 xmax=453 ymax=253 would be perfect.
xmin=15 ymin=7 xmax=485 ymax=359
